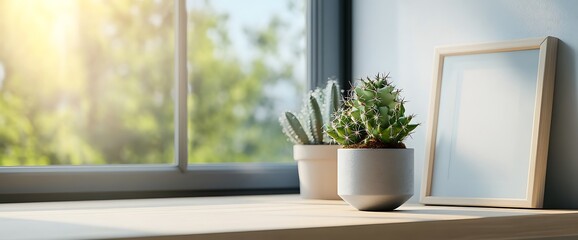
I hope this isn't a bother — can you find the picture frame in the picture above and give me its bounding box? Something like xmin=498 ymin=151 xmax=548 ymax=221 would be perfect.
xmin=420 ymin=37 xmax=558 ymax=208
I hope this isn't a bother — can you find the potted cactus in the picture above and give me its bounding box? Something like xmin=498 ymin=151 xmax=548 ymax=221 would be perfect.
xmin=280 ymin=80 xmax=342 ymax=200
xmin=326 ymin=73 xmax=419 ymax=211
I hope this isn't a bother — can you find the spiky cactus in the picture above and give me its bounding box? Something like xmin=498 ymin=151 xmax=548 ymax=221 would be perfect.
xmin=280 ymin=80 xmax=341 ymax=145
xmin=326 ymin=73 xmax=418 ymax=148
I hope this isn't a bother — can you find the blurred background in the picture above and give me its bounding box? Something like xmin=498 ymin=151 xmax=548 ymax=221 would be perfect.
xmin=0 ymin=0 xmax=306 ymax=166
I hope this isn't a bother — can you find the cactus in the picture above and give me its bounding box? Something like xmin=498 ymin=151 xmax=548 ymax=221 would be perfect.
xmin=308 ymin=96 xmax=323 ymax=143
xmin=280 ymin=80 xmax=341 ymax=145
xmin=282 ymin=112 xmax=310 ymax=144
xmin=326 ymin=73 xmax=418 ymax=148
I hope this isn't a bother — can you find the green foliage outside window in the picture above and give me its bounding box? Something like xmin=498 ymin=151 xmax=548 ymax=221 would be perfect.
xmin=0 ymin=0 xmax=304 ymax=165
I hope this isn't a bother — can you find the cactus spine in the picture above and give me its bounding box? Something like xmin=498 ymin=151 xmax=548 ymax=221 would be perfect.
xmin=280 ymin=80 xmax=341 ymax=145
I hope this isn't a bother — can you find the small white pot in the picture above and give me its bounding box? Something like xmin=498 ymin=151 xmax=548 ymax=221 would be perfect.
xmin=294 ymin=145 xmax=342 ymax=200
xmin=338 ymin=148 xmax=414 ymax=211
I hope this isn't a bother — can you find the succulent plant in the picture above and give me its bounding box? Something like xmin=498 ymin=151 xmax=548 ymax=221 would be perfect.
xmin=280 ymin=80 xmax=341 ymax=145
xmin=326 ymin=73 xmax=418 ymax=148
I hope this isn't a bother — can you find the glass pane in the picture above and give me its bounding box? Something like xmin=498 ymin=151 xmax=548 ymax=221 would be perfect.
xmin=186 ymin=0 xmax=306 ymax=163
xmin=0 ymin=0 xmax=174 ymax=166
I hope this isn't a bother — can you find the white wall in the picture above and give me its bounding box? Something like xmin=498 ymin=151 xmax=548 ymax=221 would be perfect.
xmin=353 ymin=0 xmax=578 ymax=208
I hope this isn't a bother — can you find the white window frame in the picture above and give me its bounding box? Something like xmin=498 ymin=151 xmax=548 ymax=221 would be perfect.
xmin=0 ymin=0 xmax=350 ymax=201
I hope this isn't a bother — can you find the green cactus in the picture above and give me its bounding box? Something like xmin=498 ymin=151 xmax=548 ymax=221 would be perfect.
xmin=326 ymin=73 xmax=418 ymax=148
xmin=308 ymin=96 xmax=323 ymax=143
xmin=281 ymin=112 xmax=309 ymax=144
xmin=324 ymin=82 xmax=340 ymax=143
xmin=280 ymin=80 xmax=341 ymax=145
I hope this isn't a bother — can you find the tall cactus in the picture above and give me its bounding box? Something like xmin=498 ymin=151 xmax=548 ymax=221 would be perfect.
xmin=280 ymin=80 xmax=341 ymax=145
xmin=324 ymin=82 xmax=340 ymax=143
xmin=326 ymin=73 xmax=418 ymax=148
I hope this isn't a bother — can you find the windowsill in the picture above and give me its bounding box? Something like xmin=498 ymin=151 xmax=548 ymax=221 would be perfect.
xmin=1 ymin=195 xmax=578 ymax=240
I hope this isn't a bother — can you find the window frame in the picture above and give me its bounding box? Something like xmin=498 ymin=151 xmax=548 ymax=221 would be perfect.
xmin=0 ymin=0 xmax=352 ymax=202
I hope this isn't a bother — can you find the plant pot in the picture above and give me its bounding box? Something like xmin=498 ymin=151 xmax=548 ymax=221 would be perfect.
xmin=294 ymin=145 xmax=342 ymax=200
xmin=338 ymin=148 xmax=414 ymax=211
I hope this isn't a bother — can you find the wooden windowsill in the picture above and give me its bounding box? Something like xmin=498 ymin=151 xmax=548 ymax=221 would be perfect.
xmin=1 ymin=194 xmax=577 ymax=240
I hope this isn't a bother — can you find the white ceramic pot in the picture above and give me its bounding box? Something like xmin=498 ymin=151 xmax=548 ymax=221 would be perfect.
xmin=338 ymin=148 xmax=414 ymax=211
xmin=294 ymin=145 xmax=342 ymax=200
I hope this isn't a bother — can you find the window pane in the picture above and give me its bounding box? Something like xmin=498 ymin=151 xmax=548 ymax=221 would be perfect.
xmin=186 ymin=0 xmax=306 ymax=163
xmin=0 ymin=0 xmax=174 ymax=166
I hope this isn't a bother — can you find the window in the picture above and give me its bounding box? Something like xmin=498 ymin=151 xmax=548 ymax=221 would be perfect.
xmin=0 ymin=0 xmax=176 ymax=166
xmin=186 ymin=0 xmax=306 ymax=163
xmin=0 ymin=0 xmax=350 ymax=201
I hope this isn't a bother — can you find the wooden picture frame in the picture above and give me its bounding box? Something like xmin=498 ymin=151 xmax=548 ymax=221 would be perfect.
xmin=421 ymin=37 xmax=558 ymax=208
